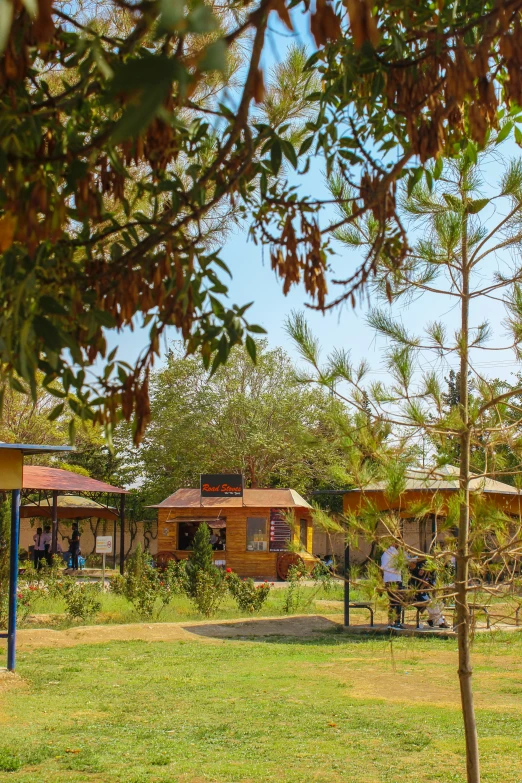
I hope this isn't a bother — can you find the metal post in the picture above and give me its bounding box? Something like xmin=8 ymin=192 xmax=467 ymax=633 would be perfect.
xmin=112 ymin=517 xmax=117 ymax=570
xmin=51 ymin=490 xmax=58 ymax=554
xmin=344 ymin=543 xmax=350 ymax=627
xmin=119 ymin=494 xmax=125 ymax=575
xmin=7 ymin=489 xmax=21 ymax=671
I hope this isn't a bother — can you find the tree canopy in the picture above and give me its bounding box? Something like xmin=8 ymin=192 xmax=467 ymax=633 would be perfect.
xmin=2 ymin=0 xmax=522 ymax=443
xmin=118 ymin=340 xmax=354 ymax=506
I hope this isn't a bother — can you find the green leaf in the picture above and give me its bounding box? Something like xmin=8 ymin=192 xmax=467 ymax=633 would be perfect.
xmin=467 ymin=197 xmax=490 ymax=214
xmin=245 ymin=335 xmax=257 ymax=363
xmin=39 ymin=296 xmax=68 ymax=316
xmin=160 ymin=0 xmax=185 ymax=30
xmin=33 ymin=316 xmax=63 ymax=352
xmin=443 ymin=193 xmax=462 ymax=211
xmin=298 ymin=136 xmax=314 ymax=156
xmin=198 ymin=40 xmax=226 ymax=72
xmin=465 ymin=141 xmax=478 ymax=165
xmin=496 ymin=122 xmax=513 ymax=144
xmin=48 ymin=402 xmax=65 ymax=421
xmin=433 ymin=157 xmax=443 ymax=180
xmin=407 ymin=167 xmax=423 ymax=197
xmin=187 ymin=2 xmax=217 ymax=33
xmin=270 ymin=141 xmax=282 ymax=176
xmin=0 ymin=0 xmax=13 ymax=53
xmin=246 ymin=324 xmax=267 ymax=334
xmin=425 ymin=169 xmax=433 ymax=193
xmin=111 ymin=81 xmax=170 ymax=143
xmin=280 ymin=139 xmax=298 ymax=169
xmin=515 ymin=126 xmax=522 ymax=147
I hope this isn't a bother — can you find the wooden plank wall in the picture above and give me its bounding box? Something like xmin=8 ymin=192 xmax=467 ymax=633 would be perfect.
xmin=157 ymin=507 xmax=313 ymax=579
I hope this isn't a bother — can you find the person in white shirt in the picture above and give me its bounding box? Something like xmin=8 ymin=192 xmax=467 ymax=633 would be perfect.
xmin=381 ymin=544 xmax=404 ymax=628
xmin=33 ymin=527 xmax=46 ymax=570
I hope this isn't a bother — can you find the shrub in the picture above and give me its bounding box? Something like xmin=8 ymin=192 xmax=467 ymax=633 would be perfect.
xmin=226 ymin=571 xmax=272 ymax=614
xmin=60 ymin=579 xmax=102 ymax=622
xmin=184 ymin=524 xmax=228 ymax=616
xmin=190 ymin=569 xmax=228 ymax=617
xmin=282 ymin=564 xmax=306 ymax=614
xmin=110 ymin=545 xmax=172 ymax=619
xmin=186 ymin=523 xmax=213 ymax=597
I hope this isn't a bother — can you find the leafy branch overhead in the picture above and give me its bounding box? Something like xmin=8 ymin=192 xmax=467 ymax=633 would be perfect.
xmin=1 ymin=0 xmax=522 ymax=441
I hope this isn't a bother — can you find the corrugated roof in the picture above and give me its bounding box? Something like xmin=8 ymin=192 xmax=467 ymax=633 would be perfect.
xmin=150 ymin=487 xmax=312 ymax=509
xmin=346 ymin=464 xmax=520 ymax=496
xmin=22 ymin=465 xmax=127 ymax=494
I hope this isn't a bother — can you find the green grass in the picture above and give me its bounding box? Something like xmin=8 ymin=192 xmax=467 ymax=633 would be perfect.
xmin=2 ymin=628 xmax=522 ymax=782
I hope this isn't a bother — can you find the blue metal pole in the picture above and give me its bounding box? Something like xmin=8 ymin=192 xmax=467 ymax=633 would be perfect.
xmin=7 ymin=489 xmax=20 ymax=671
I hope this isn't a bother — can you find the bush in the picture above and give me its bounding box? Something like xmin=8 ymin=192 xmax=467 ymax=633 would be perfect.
xmin=190 ymin=569 xmax=228 ymax=617
xmin=60 ymin=579 xmax=102 ymax=622
xmin=184 ymin=524 xmax=228 ymax=616
xmin=282 ymin=564 xmax=306 ymax=614
xmin=226 ymin=571 xmax=272 ymax=614
xmin=110 ymin=545 xmax=172 ymax=619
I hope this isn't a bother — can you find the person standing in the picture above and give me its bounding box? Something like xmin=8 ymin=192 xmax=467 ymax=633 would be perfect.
xmin=70 ymin=523 xmax=81 ymax=571
xmin=43 ymin=524 xmax=52 ymax=566
xmin=381 ymin=543 xmax=404 ymax=629
xmin=33 ymin=527 xmax=46 ymax=570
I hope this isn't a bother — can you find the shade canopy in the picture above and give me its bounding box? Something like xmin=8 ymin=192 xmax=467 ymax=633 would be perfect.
xmin=343 ymin=465 xmax=522 ymax=515
xmin=23 ymin=465 xmax=127 ymax=494
xmin=20 ymin=495 xmax=118 ymax=521
xmin=150 ymin=487 xmax=312 ymax=509
xmin=0 ymin=442 xmax=73 ymax=490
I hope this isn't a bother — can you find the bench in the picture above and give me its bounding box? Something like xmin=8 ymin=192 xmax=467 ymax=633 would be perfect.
xmin=347 ymin=602 xmax=374 ymax=627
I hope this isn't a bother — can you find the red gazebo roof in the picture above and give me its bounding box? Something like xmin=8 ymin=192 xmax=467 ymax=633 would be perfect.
xmin=22 ymin=465 xmax=127 ymax=494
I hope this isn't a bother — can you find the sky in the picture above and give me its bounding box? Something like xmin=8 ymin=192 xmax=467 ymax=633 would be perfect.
xmin=103 ymin=9 xmax=522 ymax=391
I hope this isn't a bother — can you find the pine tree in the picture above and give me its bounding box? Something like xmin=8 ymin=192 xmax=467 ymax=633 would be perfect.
xmin=186 ymin=524 xmax=214 ymax=597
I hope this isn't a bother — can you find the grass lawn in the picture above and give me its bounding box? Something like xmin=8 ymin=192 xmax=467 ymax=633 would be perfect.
xmin=1 ymin=621 xmax=522 ymax=783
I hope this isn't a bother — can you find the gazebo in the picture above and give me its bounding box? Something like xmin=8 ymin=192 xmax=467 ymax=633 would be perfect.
xmin=0 ymin=443 xmax=73 ymax=671
xmin=20 ymin=465 xmax=128 ymax=572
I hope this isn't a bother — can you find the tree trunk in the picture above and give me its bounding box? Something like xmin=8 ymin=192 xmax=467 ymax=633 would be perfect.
xmin=457 ymin=208 xmax=481 ymax=783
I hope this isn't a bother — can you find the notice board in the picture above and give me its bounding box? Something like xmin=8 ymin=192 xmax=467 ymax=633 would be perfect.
xmin=269 ymin=508 xmax=291 ymax=552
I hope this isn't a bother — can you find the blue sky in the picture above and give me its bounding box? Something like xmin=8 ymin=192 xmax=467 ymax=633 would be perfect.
xmin=104 ymin=9 xmax=522 ymax=389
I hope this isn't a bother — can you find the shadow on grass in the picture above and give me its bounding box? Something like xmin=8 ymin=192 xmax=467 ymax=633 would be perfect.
xmin=182 ymin=614 xmax=458 ymax=647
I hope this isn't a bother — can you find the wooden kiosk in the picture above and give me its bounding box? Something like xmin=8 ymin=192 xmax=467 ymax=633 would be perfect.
xmin=152 ymin=475 xmax=314 ymax=580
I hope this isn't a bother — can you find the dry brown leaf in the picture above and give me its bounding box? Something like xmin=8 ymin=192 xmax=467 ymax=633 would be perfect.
xmin=0 ymin=213 xmax=16 ymax=252
xmin=345 ymin=0 xmax=379 ymax=49
xmin=252 ymin=68 xmax=265 ymax=104
xmin=274 ymin=0 xmax=293 ymax=31
xmin=311 ymin=0 xmax=342 ymax=47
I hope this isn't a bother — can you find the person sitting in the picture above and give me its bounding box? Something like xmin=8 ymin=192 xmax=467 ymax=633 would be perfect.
xmin=381 ymin=543 xmax=404 ymax=629
xmin=408 ymin=558 xmax=449 ymax=628
xmin=210 ymin=531 xmax=219 ymax=550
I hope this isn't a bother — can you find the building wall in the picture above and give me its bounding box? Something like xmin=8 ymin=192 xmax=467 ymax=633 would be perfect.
xmin=157 ymin=507 xmax=313 ymax=579
xmin=19 ymin=518 xmax=158 ymax=562
xmin=312 ymin=518 xmax=431 ymax=565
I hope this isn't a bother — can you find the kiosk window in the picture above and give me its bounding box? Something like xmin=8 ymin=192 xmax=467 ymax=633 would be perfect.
xmin=246 ymin=517 xmax=268 ymax=552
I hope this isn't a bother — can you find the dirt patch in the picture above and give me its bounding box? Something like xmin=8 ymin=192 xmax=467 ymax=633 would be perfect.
xmin=183 ymin=614 xmax=340 ymax=639
xmin=15 ymin=614 xmax=343 ymax=650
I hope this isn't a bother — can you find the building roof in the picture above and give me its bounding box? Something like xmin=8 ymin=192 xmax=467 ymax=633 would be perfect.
xmin=20 ymin=495 xmax=118 ymax=520
xmin=22 ymin=465 xmax=127 ymax=494
xmin=150 ymin=487 xmax=312 ymax=510
xmin=344 ymin=464 xmax=520 ymax=496
xmin=0 ymin=442 xmax=73 ymax=456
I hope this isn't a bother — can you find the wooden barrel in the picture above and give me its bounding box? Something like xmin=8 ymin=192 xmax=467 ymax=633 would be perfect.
xmin=276 ymin=551 xmax=317 ymax=581
xmin=155 ymin=551 xmax=178 ymax=570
